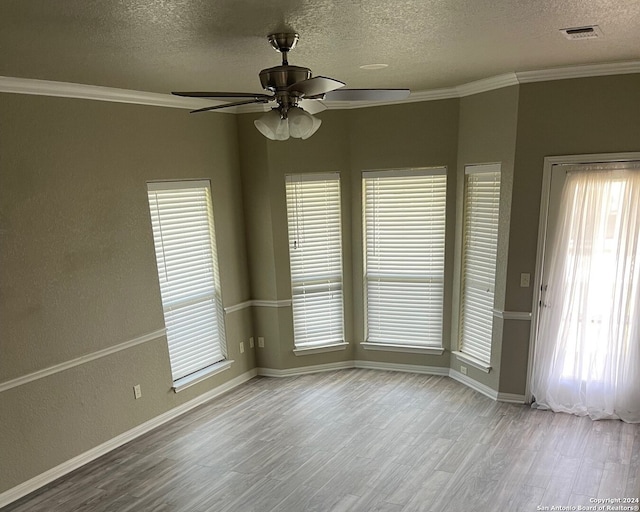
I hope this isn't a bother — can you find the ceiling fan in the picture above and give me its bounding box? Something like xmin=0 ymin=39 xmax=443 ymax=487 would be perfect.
xmin=172 ymin=33 xmax=410 ymax=140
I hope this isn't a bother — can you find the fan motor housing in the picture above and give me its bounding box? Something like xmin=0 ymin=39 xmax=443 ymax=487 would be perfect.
xmin=259 ymin=65 xmax=311 ymax=91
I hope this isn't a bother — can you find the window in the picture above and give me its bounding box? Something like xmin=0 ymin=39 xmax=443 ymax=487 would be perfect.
xmin=285 ymin=173 xmax=344 ymax=351
xmin=532 ymin=161 xmax=640 ymax=422
xmin=147 ymin=180 xmax=227 ymax=388
xmin=458 ymin=164 xmax=501 ymax=365
xmin=363 ymin=168 xmax=447 ymax=349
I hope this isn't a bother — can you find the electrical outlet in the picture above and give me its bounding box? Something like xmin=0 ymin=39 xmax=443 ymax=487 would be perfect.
xmin=133 ymin=384 xmax=142 ymax=399
xmin=520 ymin=273 xmax=531 ymax=288
xmin=460 ymin=366 xmax=467 ymax=376
xmin=249 ymin=337 xmax=254 ymax=348
xmin=240 ymin=341 xmax=245 ymax=354
xmin=258 ymin=336 xmax=264 ymax=348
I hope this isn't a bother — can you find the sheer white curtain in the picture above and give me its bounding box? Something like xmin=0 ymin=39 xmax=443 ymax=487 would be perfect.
xmin=532 ymin=165 xmax=640 ymax=422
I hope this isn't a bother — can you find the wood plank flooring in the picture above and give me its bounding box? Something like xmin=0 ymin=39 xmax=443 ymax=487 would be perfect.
xmin=4 ymin=369 xmax=640 ymax=511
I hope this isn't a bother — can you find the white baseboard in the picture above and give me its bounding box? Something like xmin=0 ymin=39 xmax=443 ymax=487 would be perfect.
xmin=257 ymin=360 xmax=450 ymax=378
xmin=448 ymin=369 xmax=525 ymax=404
xmin=257 ymin=361 xmax=354 ymax=377
xmin=496 ymin=392 xmax=527 ymax=404
xmin=1 ymin=363 xmax=525 ymax=508
xmin=449 ymin=369 xmax=499 ymax=400
xmin=0 ymin=368 xmax=257 ymax=509
xmin=258 ymin=361 xmax=523 ymax=404
xmin=354 ymin=359 xmax=450 ymax=376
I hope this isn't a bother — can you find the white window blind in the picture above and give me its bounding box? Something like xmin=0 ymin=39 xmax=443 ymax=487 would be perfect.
xmin=285 ymin=173 xmax=344 ymax=348
xmin=147 ymin=180 xmax=226 ymax=382
xmin=363 ymin=168 xmax=447 ymax=347
xmin=459 ymin=165 xmax=501 ymax=363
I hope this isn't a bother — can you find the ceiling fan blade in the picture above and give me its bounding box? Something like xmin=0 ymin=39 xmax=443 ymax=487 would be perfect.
xmin=299 ymin=99 xmax=327 ymax=115
xmin=190 ymin=99 xmax=269 ymax=114
xmin=287 ymin=76 xmax=345 ymax=97
xmin=323 ymin=89 xmax=411 ymax=102
xmin=173 ymin=91 xmax=273 ymax=101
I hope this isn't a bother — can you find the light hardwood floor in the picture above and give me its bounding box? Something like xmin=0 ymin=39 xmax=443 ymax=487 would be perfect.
xmin=4 ymin=369 xmax=640 ymax=511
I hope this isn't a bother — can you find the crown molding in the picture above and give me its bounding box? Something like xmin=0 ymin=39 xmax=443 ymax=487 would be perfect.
xmin=2 ymin=60 xmax=639 ymax=112
xmin=326 ymin=87 xmax=460 ymax=110
xmin=0 ymin=76 xmax=213 ymax=110
xmin=218 ymin=59 xmax=640 ymax=114
xmin=516 ymin=60 xmax=640 ymax=83
xmin=235 ymin=87 xmax=460 ymax=114
xmin=456 ymin=73 xmax=520 ymax=97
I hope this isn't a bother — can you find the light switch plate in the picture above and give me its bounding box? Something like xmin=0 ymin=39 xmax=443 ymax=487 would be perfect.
xmin=520 ymin=273 xmax=530 ymax=287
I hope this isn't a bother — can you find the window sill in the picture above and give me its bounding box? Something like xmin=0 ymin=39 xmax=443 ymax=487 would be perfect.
xmin=172 ymin=359 xmax=234 ymax=393
xmin=293 ymin=342 xmax=349 ymax=356
xmin=360 ymin=342 xmax=445 ymax=355
xmin=452 ymin=351 xmax=491 ymax=373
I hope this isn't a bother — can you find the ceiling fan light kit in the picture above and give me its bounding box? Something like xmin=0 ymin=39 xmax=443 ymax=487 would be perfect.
xmin=285 ymin=106 xmax=318 ymax=139
xmin=254 ymin=106 xmax=322 ymax=141
xmin=173 ymin=33 xmax=410 ymax=141
xmin=254 ymin=108 xmax=287 ymax=140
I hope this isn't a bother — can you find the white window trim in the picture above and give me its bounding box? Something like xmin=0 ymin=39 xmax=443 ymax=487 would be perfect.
xmin=293 ymin=342 xmax=349 ymax=356
xmin=285 ymin=172 xmax=345 ymax=350
xmin=147 ymin=180 xmax=228 ymax=384
xmin=148 ymin=179 xmax=212 ymax=191
xmin=362 ymin=167 xmax=447 ymax=179
xmin=457 ymin=163 xmax=501 ymax=365
xmin=464 ymin=163 xmax=501 ymax=176
xmin=172 ymin=360 xmax=234 ymax=393
xmin=360 ymin=342 xmax=445 ymax=355
xmin=452 ymin=351 xmax=491 ymax=373
xmin=362 ymin=167 xmax=447 ymax=350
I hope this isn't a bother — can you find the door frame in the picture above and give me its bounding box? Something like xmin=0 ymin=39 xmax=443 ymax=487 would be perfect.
xmin=525 ymin=151 xmax=640 ymax=403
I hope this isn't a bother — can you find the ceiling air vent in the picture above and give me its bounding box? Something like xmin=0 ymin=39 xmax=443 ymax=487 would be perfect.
xmin=560 ymin=25 xmax=603 ymax=40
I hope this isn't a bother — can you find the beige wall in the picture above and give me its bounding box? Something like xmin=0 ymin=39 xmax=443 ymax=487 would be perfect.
xmin=3 ymin=73 xmax=640 ymax=498
xmin=499 ymin=73 xmax=640 ymax=394
xmin=238 ymin=110 xmax=357 ymax=369
xmin=0 ymin=94 xmax=255 ymax=493
xmin=238 ymin=75 xmax=640 ymax=393
xmin=238 ymin=101 xmax=459 ymax=370
xmin=451 ymin=86 xmax=519 ymax=390
xmin=349 ymin=101 xmax=459 ymax=368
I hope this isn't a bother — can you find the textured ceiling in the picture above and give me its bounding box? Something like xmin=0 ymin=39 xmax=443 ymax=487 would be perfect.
xmin=1 ymin=0 xmax=639 ymax=96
